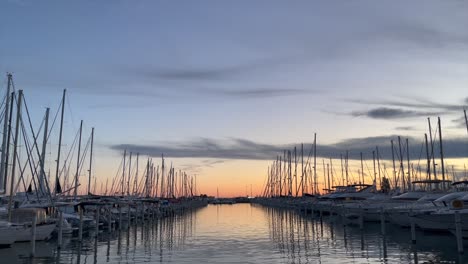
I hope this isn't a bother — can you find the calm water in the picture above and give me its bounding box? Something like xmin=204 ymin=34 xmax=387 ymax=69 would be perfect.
xmin=1 ymin=204 xmax=467 ymax=263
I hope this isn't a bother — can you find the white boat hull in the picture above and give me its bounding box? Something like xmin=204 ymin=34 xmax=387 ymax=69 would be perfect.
xmin=0 ymin=227 xmax=19 ymax=247
xmin=14 ymin=223 xmax=56 ymax=242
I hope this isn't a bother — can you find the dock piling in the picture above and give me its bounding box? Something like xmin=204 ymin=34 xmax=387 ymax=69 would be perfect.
xmin=108 ymin=207 xmax=112 ymax=233
xmin=58 ymin=211 xmax=63 ymax=248
xmin=455 ymin=211 xmax=463 ymax=254
xmin=380 ymin=208 xmax=386 ymax=235
xmin=95 ymin=207 xmax=100 ymax=237
xmin=410 ymin=212 xmax=416 ymax=244
xmin=118 ymin=206 xmax=122 ymax=229
xmin=78 ymin=208 xmax=84 ymax=241
xmin=30 ymin=214 xmax=37 ymax=257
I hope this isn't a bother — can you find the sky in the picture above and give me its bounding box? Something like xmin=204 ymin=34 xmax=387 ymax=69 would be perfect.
xmin=1 ymin=0 xmax=467 ymax=197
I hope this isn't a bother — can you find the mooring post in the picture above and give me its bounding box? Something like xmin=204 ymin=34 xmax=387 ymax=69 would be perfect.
xmin=78 ymin=207 xmax=84 ymax=241
xmin=107 ymin=207 xmax=112 ymax=233
xmin=58 ymin=211 xmax=63 ymax=248
xmin=31 ymin=214 xmax=37 ymax=257
xmin=359 ymin=209 xmax=364 ymax=230
xmin=380 ymin=207 xmax=386 ymax=235
xmin=118 ymin=205 xmax=122 ymax=229
xmin=127 ymin=204 xmax=131 ymax=225
xmin=95 ymin=207 xmax=100 ymax=237
xmin=455 ymin=211 xmax=463 ymax=254
xmin=410 ymin=211 xmax=416 ymax=244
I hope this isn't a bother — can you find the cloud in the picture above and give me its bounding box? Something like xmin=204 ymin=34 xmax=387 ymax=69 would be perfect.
xmin=350 ymin=97 xmax=468 ymax=112
xmin=351 ymin=107 xmax=445 ymax=119
xmin=395 ymin=126 xmax=417 ymax=131
xmin=207 ymin=88 xmax=314 ymax=98
xmin=110 ymin=136 xmax=468 ymax=162
xmin=370 ymin=19 xmax=468 ymax=49
xmin=133 ymin=55 xmax=298 ymax=82
xmin=347 ymin=97 xmax=468 ymax=121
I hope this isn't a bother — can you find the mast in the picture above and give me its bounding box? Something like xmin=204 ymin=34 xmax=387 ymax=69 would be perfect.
xmin=329 ymin=158 xmax=334 ymax=190
xmin=464 ymin=109 xmax=468 ymax=135
xmin=360 ymin=152 xmax=364 ymax=184
xmin=134 ymin=153 xmax=139 ymax=195
xmin=121 ymin=150 xmax=126 ymax=195
xmin=377 ymin=146 xmax=381 ymax=189
xmin=322 ymin=159 xmax=326 ymax=195
xmin=398 ymin=136 xmax=405 ymax=192
xmin=340 ymin=154 xmax=344 ymax=186
xmin=160 ymin=154 xmax=165 ymax=198
xmin=345 ymin=150 xmax=349 ymax=186
xmin=87 ymin=127 xmax=94 ymax=195
xmin=428 ymin=118 xmax=437 ymax=181
xmin=438 ymin=117 xmax=446 ymax=190
xmin=8 ymin=90 xmax=22 ymax=221
xmin=74 ymin=120 xmax=83 ymax=199
xmin=54 ymin=89 xmax=66 ymax=195
xmin=39 ymin=108 xmax=50 ymax=195
xmin=0 ymin=73 xmax=12 ymax=193
xmin=406 ymin=138 xmax=411 ymax=191
xmin=372 ymin=150 xmax=376 ymax=185
xmin=313 ymin=133 xmax=317 ymax=195
xmin=294 ymin=147 xmax=297 ymax=197
xmin=391 ymin=140 xmax=397 ymax=190
xmin=424 ymin=134 xmax=431 ymax=181
xmin=301 ymin=143 xmax=304 ymax=195
xmin=127 ymin=152 xmax=132 ymax=196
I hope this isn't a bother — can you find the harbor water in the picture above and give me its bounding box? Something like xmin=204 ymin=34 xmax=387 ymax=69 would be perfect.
xmin=1 ymin=203 xmax=466 ymax=263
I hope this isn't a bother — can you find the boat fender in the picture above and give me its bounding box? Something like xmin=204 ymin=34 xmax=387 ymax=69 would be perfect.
xmin=451 ymin=199 xmax=464 ymax=209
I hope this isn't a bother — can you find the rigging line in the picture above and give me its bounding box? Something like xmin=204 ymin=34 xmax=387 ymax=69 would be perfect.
xmin=76 ymin=135 xmax=91 ymax=179
xmin=65 ymin=93 xmax=76 ymax=130
xmin=20 ymin=98 xmax=47 ymax=188
xmin=45 ymin=98 xmax=62 ymax=143
xmin=58 ymin=124 xmax=80 ymax=181
xmin=20 ymin=110 xmax=53 ymax=201
xmin=18 ymin=130 xmax=43 ymax=202
xmin=17 ymin=121 xmax=40 ymax=201
xmin=14 ymin=124 xmax=29 ymax=198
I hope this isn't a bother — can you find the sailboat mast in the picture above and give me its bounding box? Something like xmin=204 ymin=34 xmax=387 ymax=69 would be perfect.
xmin=301 ymin=143 xmax=304 ymax=195
xmin=39 ymin=108 xmax=50 ymax=195
xmin=464 ymin=109 xmax=468 ymax=135
xmin=424 ymin=134 xmax=431 ymax=181
xmin=438 ymin=117 xmax=446 ymax=190
xmin=127 ymin=152 xmax=132 ymax=196
xmin=121 ymin=150 xmax=126 ymax=195
xmin=54 ymin=89 xmax=66 ymax=195
xmin=428 ymin=118 xmax=437 ymax=181
xmin=74 ymin=120 xmax=83 ymax=199
xmin=377 ymin=146 xmax=381 ymax=189
xmin=87 ymin=127 xmax=94 ymax=195
xmin=360 ymin=152 xmax=364 ymax=184
xmin=8 ymin=90 xmax=23 ymax=221
xmin=313 ymin=133 xmax=317 ymax=195
xmin=406 ymin=138 xmax=411 ymax=191
xmin=398 ymin=136 xmax=405 ymax=192
xmin=391 ymin=140 xmax=397 ymax=190
xmin=372 ymin=150 xmax=376 ymax=185
xmin=0 ymin=73 xmax=12 ymax=193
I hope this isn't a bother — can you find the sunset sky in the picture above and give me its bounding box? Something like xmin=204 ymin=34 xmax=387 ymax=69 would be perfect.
xmin=1 ymin=1 xmax=467 ymax=197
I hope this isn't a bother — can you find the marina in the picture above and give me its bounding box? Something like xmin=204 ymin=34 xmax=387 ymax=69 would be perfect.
xmin=1 ymin=204 xmax=468 ymax=263
xmin=2 ymin=1 xmax=468 ymax=263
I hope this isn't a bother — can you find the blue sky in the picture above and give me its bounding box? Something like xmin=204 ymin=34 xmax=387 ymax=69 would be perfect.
xmin=1 ymin=1 xmax=467 ymax=195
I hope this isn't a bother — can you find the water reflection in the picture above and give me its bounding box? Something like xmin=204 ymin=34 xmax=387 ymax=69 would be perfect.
xmin=264 ymin=205 xmax=468 ymax=263
xmin=1 ymin=204 xmax=467 ymax=263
